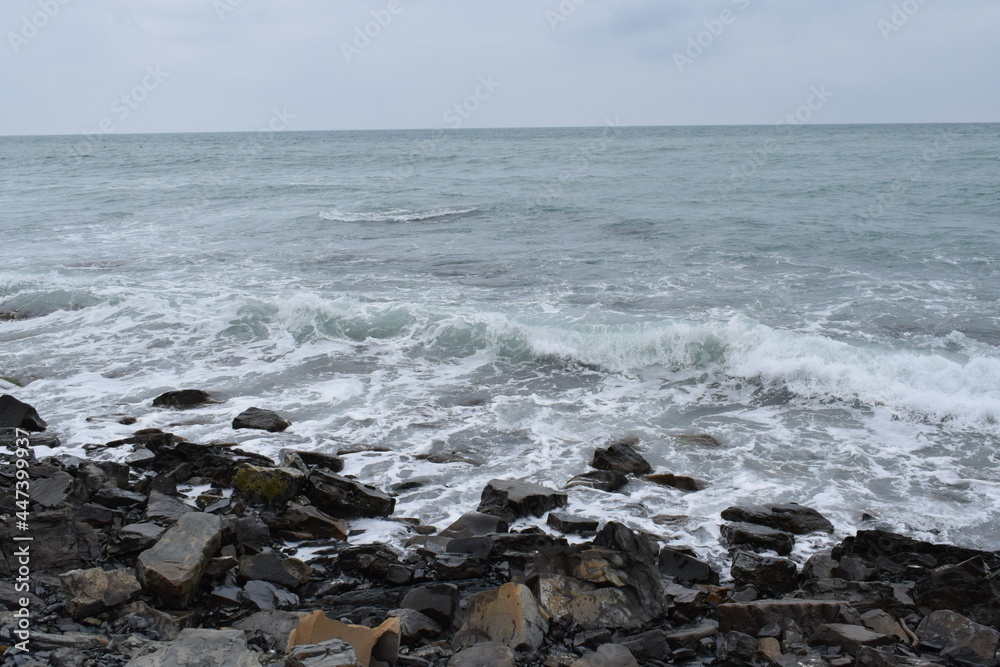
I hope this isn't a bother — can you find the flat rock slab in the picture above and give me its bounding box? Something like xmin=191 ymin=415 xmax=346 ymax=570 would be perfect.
xmin=124 ymin=628 xmax=262 ymax=666
xmin=811 ymin=623 xmax=893 ymax=655
xmin=644 ymin=472 xmax=706 ymax=491
xmin=718 ymin=599 xmax=862 ymax=637
xmin=232 ymin=407 xmax=290 ymax=432
xmin=239 ymin=551 xmax=312 ymax=588
xmin=547 ymin=512 xmax=599 ymax=536
xmin=137 ymin=512 xmax=223 ymax=607
xmin=721 ymin=503 xmax=834 ymax=534
xmin=456 ymin=582 xmax=547 ymax=651
xmin=306 ymin=469 xmax=395 ymax=518
xmin=537 ymin=573 xmax=649 ymax=631
xmin=477 ymin=479 xmax=567 ymax=521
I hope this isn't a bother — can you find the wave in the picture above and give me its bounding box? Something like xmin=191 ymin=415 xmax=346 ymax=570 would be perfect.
xmin=318 ymin=207 xmax=477 ymax=223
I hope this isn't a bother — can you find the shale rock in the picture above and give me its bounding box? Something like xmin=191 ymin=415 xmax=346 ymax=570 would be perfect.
xmin=591 ymin=437 xmax=652 ymax=475
xmin=60 ymin=567 xmax=141 ymax=618
xmin=913 ymin=557 xmax=1000 ymax=627
xmin=401 ymin=583 xmax=461 ymax=627
xmin=730 ymin=551 xmax=799 ymax=597
xmin=455 ymin=582 xmax=547 ymax=651
xmin=644 ymin=472 xmax=706 ymax=491
xmin=916 ymin=609 xmax=1000 ymax=663
xmin=231 ymin=464 xmax=305 ymax=508
xmin=448 ymin=642 xmax=517 ymax=667
xmin=241 ymin=580 xmax=299 ymax=611
xmin=306 ymin=469 xmax=395 ymax=518
xmin=239 ymin=550 xmax=312 ymax=588
xmin=793 ymin=578 xmax=914 ymax=616
xmin=659 ymin=546 xmax=720 ymax=584
xmin=0 ymin=394 xmax=47 ymax=431
xmin=721 ymin=503 xmax=834 ymax=535
xmin=536 ymin=573 xmax=650 ymax=630
xmin=834 ymin=529 xmax=1000 ymax=581
xmin=152 ymin=389 xmax=215 ymax=409
xmin=478 ymin=478 xmax=567 ymax=522
xmin=546 ymin=512 xmax=599 ymax=536
xmin=439 ymin=512 xmax=509 ymax=539
xmin=280 ymin=499 xmax=349 ymax=540
xmin=572 ymin=643 xmax=640 ymax=667
xmin=810 ymin=623 xmax=894 ymax=655
xmin=0 ymin=508 xmax=100 ymax=574
xmin=722 ymin=522 xmax=796 ymax=556
xmin=564 ymin=470 xmax=629 ymax=493
xmin=280 ymin=448 xmax=344 ymax=473
xmin=123 ymin=628 xmax=262 ymax=666
xmin=232 ymin=407 xmax=290 ymax=432
xmin=718 ymin=599 xmax=862 ymax=637
xmin=136 ymin=512 xmax=223 ymax=607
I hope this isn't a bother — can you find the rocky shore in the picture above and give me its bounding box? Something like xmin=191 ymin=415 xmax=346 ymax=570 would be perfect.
xmin=2 ymin=392 xmax=1000 ymax=666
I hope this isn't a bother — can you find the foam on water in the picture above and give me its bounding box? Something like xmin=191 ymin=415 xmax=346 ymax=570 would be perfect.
xmin=318 ymin=207 xmax=478 ymax=223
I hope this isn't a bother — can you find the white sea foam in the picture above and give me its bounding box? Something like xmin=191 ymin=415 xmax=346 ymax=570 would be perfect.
xmin=318 ymin=207 xmax=477 ymax=223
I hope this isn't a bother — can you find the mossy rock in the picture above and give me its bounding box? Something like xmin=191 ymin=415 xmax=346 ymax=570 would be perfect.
xmin=0 ymin=376 xmax=24 ymax=388
xmin=232 ymin=465 xmax=305 ymax=508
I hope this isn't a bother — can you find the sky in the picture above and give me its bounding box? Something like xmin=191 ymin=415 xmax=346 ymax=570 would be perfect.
xmin=1 ymin=0 xmax=998 ymax=136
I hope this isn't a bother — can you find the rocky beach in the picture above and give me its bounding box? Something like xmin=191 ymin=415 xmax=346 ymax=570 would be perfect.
xmin=3 ymin=392 xmax=1000 ymax=667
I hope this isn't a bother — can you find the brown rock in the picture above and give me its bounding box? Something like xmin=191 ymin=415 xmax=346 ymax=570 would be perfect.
xmin=136 ymin=512 xmax=223 ymax=607
xmin=60 ymin=567 xmax=141 ymax=618
xmin=455 ymin=582 xmax=547 ymax=651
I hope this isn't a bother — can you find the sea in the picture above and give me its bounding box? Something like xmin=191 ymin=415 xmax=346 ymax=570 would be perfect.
xmin=1 ymin=124 xmax=998 ymax=565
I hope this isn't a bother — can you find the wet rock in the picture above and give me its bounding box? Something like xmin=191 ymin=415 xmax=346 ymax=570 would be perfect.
xmin=281 ymin=499 xmax=349 ymax=540
xmin=722 ymin=522 xmax=796 ymax=556
xmin=416 ymin=450 xmax=486 ymax=466
xmin=546 ymin=512 xmax=599 ymax=536
xmin=439 ymin=512 xmax=509 ymax=539
xmin=916 ymin=609 xmax=1000 ymax=663
xmin=718 ymin=600 xmax=862 ymax=637
xmin=152 ymin=389 xmax=215 ymax=409
xmin=0 ymin=394 xmax=47 ymax=431
xmin=564 ymin=470 xmax=629 ymax=493
xmin=32 ymin=471 xmax=89 ymax=508
xmin=794 ymin=579 xmax=914 ymax=617
xmin=306 ymin=469 xmax=395 ymax=518
xmin=241 ymin=580 xmax=299 ymax=611
xmin=448 ymin=642 xmax=516 ymax=667
xmin=454 ymin=582 xmax=547 ymax=651
xmin=913 ymin=557 xmax=1000 ymax=627
xmin=665 ymin=619 xmax=720 ymax=647
xmin=234 ymin=515 xmax=273 ymax=554
xmin=854 ymin=646 xmax=944 ymax=666
xmin=239 ymin=550 xmax=312 ymax=588
xmin=94 ymin=487 xmax=148 ymax=510
xmin=231 ymin=464 xmax=305 ymax=508
xmin=572 ymin=643 xmax=640 ymax=667
xmin=75 ymin=459 xmax=130 ymax=494
xmin=833 ymin=530 xmax=1000 ymax=581
xmin=860 ymin=610 xmax=914 ymax=643
xmin=286 ymin=638 xmax=357 ymax=666
xmin=730 ymin=551 xmax=799 ymax=597
xmin=60 ymin=566 xmax=142 ymax=618
xmin=810 ymin=624 xmax=894 ymax=655
xmin=0 ymin=508 xmax=101 ymax=574
xmin=721 ymin=503 xmax=834 ymax=535
xmin=232 ymin=407 xmax=290 ymax=432
xmin=837 ymin=556 xmax=878 ymax=582
xmin=719 ymin=630 xmax=758 ymax=664
xmin=477 ymin=478 xmax=567 ymax=522
xmin=123 ymin=628 xmax=262 ymax=666
xmin=659 ymin=546 xmax=720 ymax=584
xmin=145 ymin=492 xmax=197 ymax=523
xmin=536 ymin=573 xmax=651 ymax=631
xmin=590 ymin=438 xmax=652 ymax=475
xmin=390 ymin=607 xmax=442 ymax=643
xmin=644 ymin=472 xmax=706 ymax=492
xmin=112 ymin=523 xmax=168 ymax=556
xmin=134 ymin=440 xmax=274 ymax=485
xmin=803 ymin=553 xmax=840 ymax=580
xmin=401 ymin=583 xmax=460 ymax=627
xmin=280 ymin=448 xmax=344 ymax=473
xmin=136 ymin=512 xmax=223 ymax=607
xmin=617 ymin=629 xmax=669 ymax=661
xmin=674 ymin=433 xmax=723 ymax=447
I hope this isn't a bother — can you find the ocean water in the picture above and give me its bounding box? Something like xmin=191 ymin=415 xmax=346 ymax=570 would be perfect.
xmin=1 ymin=124 xmax=998 ymax=564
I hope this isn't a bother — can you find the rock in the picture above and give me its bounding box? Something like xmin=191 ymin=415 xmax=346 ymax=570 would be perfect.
xmin=286 ymin=612 xmax=399 ymax=667
xmin=234 ymin=515 xmax=273 ymax=554
xmin=719 ymin=630 xmax=758 ymax=664
xmin=719 ymin=600 xmax=862 ymax=637
xmin=722 ymin=522 xmax=796 ymax=556
xmin=803 ymin=553 xmax=840 ymax=580
xmin=837 ymin=556 xmax=878 ymax=582
xmin=477 ymin=478 xmax=567 ymax=522
xmin=644 ymin=472 xmax=706 ymax=491
xmin=833 ymin=529 xmax=1000 ymax=581
xmin=916 ymin=609 xmax=1000 ymax=663
xmin=416 ymin=450 xmax=486 ymax=466
xmin=731 ymin=551 xmax=799 ymax=596
xmin=401 ymin=583 xmax=460 ymax=627
xmin=32 ymin=471 xmax=89 ymax=508
xmin=860 ymin=610 xmax=913 ymax=643
xmin=133 ymin=440 xmax=274 ymax=485
xmin=616 ymin=629 xmax=668 ymax=661
xmin=232 ymin=464 xmax=305 ymax=508
xmin=239 ymin=550 xmax=312 ymax=588
xmin=94 ymin=487 xmax=148 ymax=510
xmin=0 ymin=426 xmax=59 ymax=448
xmin=60 ymin=567 xmax=141 ymax=618
xmin=759 ymin=637 xmax=782 ymax=661
xmin=448 ymin=642 xmax=517 ymax=667
xmin=287 ymin=639 xmax=357 ymax=666
xmin=306 ymin=469 xmax=395 ymax=518
xmin=546 ymin=512 xmax=599 ymax=535
xmin=810 ymin=624 xmax=894 ymax=655
xmin=136 ymin=512 xmax=223 ymax=607
xmin=572 ymin=643 xmax=640 ymax=667
xmin=118 ymin=600 xmax=194 ymax=641
xmin=793 ymin=579 xmax=914 ymax=617
xmin=232 ymin=407 xmax=290 ymax=432
xmin=74 ymin=460 xmax=130 ymax=494
xmin=123 ymin=628 xmax=262 ymax=666
xmin=564 ymin=470 xmax=629 ymax=493
xmin=281 ymin=448 xmax=344 ymax=473
xmin=674 ymin=433 xmax=724 ymax=447
xmin=241 ymin=580 xmax=299 ymax=611
xmin=536 ymin=573 xmax=652 ymax=631
xmin=233 ymin=610 xmax=307 ymax=653
xmin=282 ymin=499 xmax=349 ymax=540
xmin=0 ymin=508 xmax=101 ymax=574
xmin=455 ymin=582 xmax=547 ymax=650
xmin=665 ymin=619 xmax=719 ymax=647
xmin=152 ymin=389 xmax=215 ymax=409
xmin=389 ymin=607 xmax=442 ymax=643
xmin=590 ymin=438 xmax=652 ymax=475
xmin=439 ymin=512 xmax=509 ymax=539
xmin=112 ymin=523 xmax=167 ymax=556
xmin=0 ymin=394 xmax=47 ymax=431
xmin=659 ymin=546 xmax=720 ymax=584
xmin=721 ymin=503 xmax=834 ymax=535
xmin=145 ymin=492 xmax=196 ymax=523
xmin=854 ymin=646 xmax=943 ymax=666
xmin=913 ymin=557 xmax=1000 ymax=627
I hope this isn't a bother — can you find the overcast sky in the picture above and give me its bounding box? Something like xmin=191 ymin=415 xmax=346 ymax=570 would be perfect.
xmin=1 ymin=0 xmax=998 ymax=136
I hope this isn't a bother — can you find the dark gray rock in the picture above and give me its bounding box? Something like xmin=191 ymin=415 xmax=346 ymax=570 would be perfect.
xmin=658 ymin=546 xmax=719 ymax=584
xmin=401 ymin=583 xmax=460 ymax=627
xmin=60 ymin=566 xmax=141 ymax=618
xmin=240 ymin=579 xmax=299 ymax=611
xmin=722 ymin=522 xmax=796 ymax=556
xmin=794 ymin=578 xmax=914 ymax=617
xmin=136 ymin=512 xmax=223 ymax=607
xmin=32 ymin=471 xmax=89 ymax=508
xmin=718 ymin=599 xmax=863 ymax=637
xmin=810 ymin=623 xmax=894 ymax=655
xmin=133 ymin=439 xmax=274 ymax=485
xmin=152 ymin=389 xmax=215 ymax=409
xmin=279 ymin=499 xmax=349 ymax=540
xmin=833 ymin=529 xmax=1000 ymax=582
xmin=239 ymin=550 xmax=312 ymax=588
xmin=94 ymin=487 xmax=148 ymax=510
xmin=721 ymin=503 xmax=834 ymax=535
xmin=389 ymin=607 xmax=442 ymax=643
xmin=803 ymin=552 xmax=840 ymax=580
xmin=122 ymin=628 xmax=262 ymax=666
xmin=546 ymin=512 xmax=599 ymax=535
xmin=232 ymin=407 xmax=290 ymax=432
xmin=448 ymin=642 xmax=516 ymax=667
xmin=913 ymin=557 xmax=1000 ymax=627
xmin=478 ymin=478 xmax=567 ymax=521
xmin=916 ymin=609 xmax=1000 ymax=663
xmin=591 ymin=437 xmax=652 ymax=475
xmin=439 ymin=512 xmax=509 ymax=539
xmin=718 ymin=630 xmax=758 ymax=664
xmin=145 ymin=492 xmax=197 ymax=524
xmin=644 ymin=472 xmax=706 ymax=491
xmin=564 ymin=470 xmax=629 ymax=493
xmin=0 ymin=394 xmax=47 ymax=431
xmin=854 ymin=646 xmax=945 ymax=666
xmin=572 ymin=644 xmax=639 ymax=667
xmin=730 ymin=551 xmax=799 ymax=597
xmin=0 ymin=508 xmax=101 ymax=574
xmin=305 ymin=469 xmax=395 ymax=518
xmin=280 ymin=448 xmax=344 ymax=473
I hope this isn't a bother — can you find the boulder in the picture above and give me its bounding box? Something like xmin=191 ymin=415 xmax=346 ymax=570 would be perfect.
xmin=439 ymin=512 xmax=509 ymax=539
xmin=145 ymin=492 xmax=196 ymax=524
xmin=0 ymin=508 xmax=100 ymax=574
xmin=32 ymin=471 xmax=89 ymax=508
xmin=239 ymin=551 xmax=312 ymax=588
xmin=233 ymin=610 xmax=307 ymax=653
xmin=448 ymin=642 xmax=517 ymax=667
xmin=94 ymin=487 xmax=148 ymax=510
xmin=659 ymin=546 xmax=719 ymax=584
xmin=572 ymin=644 xmax=640 ymax=667
xmin=401 ymin=583 xmax=460 ymax=627
xmin=913 ymin=557 xmax=1000 ymax=627
xmin=730 ymin=551 xmax=799 ymax=596
xmin=536 ymin=573 xmax=651 ymax=631
xmin=132 ymin=440 xmax=274 ymax=485
xmin=833 ymin=529 xmax=1000 ymax=581
xmin=722 ymin=522 xmax=796 ymax=556
xmin=718 ymin=600 xmax=862 ymax=637
xmin=793 ymin=579 xmax=914 ymax=617
xmin=306 ymin=469 xmax=395 ymax=518
xmin=564 ymin=470 xmax=629 ymax=492
xmin=136 ymin=512 xmax=223 ymax=607
xmin=721 ymin=503 xmax=834 ymax=534
xmin=112 ymin=523 xmax=167 ymax=556
xmin=718 ymin=630 xmax=758 ymax=664
xmin=241 ymin=580 xmax=299 ymax=611
xmin=644 ymin=472 xmax=706 ymax=491
xmin=123 ymin=628 xmax=262 ymax=666
xmin=591 ymin=437 xmax=652 ymax=474
xmin=810 ymin=624 xmax=894 ymax=655
xmin=477 ymin=478 xmax=567 ymax=521
xmin=916 ymin=609 xmax=1000 ymax=663
xmin=118 ymin=600 xmax=195 ymax=641
xmin=60 ymin=567 xmax=141 ymax=618
xmin=281 ymin=499 xmax=349 ymax=540
xmin=280 ymin=448 xmax=344 ymax=473
xmin=389 ymin=607 xmax=442 ymax=643
xmin=232 ymin=407 xmax=290 ymax=432
xmin=152 ymin=389 xmax=215 ymax=409
xmin=860 ymin=610 xmax=913 ymax=643
xmin=286 ymin=612 xmax=399 ymax=667
xmin=231 ymin=464 xmax=305 ymax=508
xmin=0 ymin=394 xmax=47 ymax=431
xmin=547 ymin=512 xmax=599 ymax=535
xmin=455 ymin=582 xmax=547 ymax=651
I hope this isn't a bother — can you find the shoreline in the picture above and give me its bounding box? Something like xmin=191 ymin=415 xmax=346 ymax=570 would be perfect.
xmin=1 ymin=393 xmax=998 ymax=666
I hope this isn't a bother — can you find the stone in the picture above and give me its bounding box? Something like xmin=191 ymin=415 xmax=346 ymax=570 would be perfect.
xmin=659 ymin=546 xmax=720 ymax=584
xmin=572 ymin=644 xmax=640 ymax=667
xmin=916 ymin=609 xmax=1000 ymax=663
xmin=759 ymin=637 xmax=782 ymax=661
xmin=546 ymin=512 xmax=599 ymax=535
xmin=811 ymin=624 xmax=894 ymax=655
xmin=239 ymin=550 xmax=312 ymax=588
xmin=118 ymin=600 xmax=195 ymax=641
xmin=478 ymin=478 xmax=568 ymax=521
xmin=112 ymin=523 xmax=167 ymax=556
xmin=60 ymin=567 xmax=141 ymax=618
xmin=416 ymin=450 xmax=486 ymax=466
xmin=439 ymin=512 xmax=509 ymax=539
xmin=718 ymin=600 xmax=863 ymax=637
xmin=136 ymin=512 xmax=223 ymax=607
xmin=0 ymin=508 xmax=100 ymax=574
xmin=241 ymin=580 xmax=299 ymax=611
xmin=617 ymin=629 xmax=669 ymax=660
xmin=803 ymin=553 xmax=840 ymax=580
xmin=722 ymin=522 xmax=796 ymax=556
xmin=134 ymin=440 xmax=274 ymax=485
xmin=232 ymin=407 xmax=291 ymax=432
xmin=281 ymin=448 xmax=344 ymax=473
xmin=731 ymin=551 xmax=799 ymax=596
xmin=719 ymin=631 xmax=758 ymax=663
xmin=287 ymin=639 xmax=357 ymax=666
xmin=665 ymin=619 xmax=720 ymax=647
xmin=837 ymin=557 xmax=878 ymax=582
xmin=282 ymin=499 xmax=349 ymax=540
xmin=286 ymin=613 xmax=399 ymax=666
xmin=152 ymin=389 xmax=215 ymax=409
xmin=306 ymin=469 xmax=395 ymax=518
xmin=123 ymin=628 xmax=262 ymax=666
xmin=401 ymin=583 xmax=460 ymax=627
xmin=591 ymin=438 xmax=652 ymax=475
xmin=74 ymin=460 xmax=130 ymax=494
xmin=389 ymin=607 xmax=442 ymax=642
xmin=94 ymin=487 xmax=148 ymax=509
xmin=145 ymin=492 xmax=197 ymax=524
xmin=231 ymin=464 xmax=305 ymax=508
xmin=448 ymin=642 xmax=516 ymax=667
xmin=564 ymin=470 xmax=629 ymax=493
xmin=833 ymin=529 xmax=1000 ymax=581
xmin=854 ymin=646 xmax=943 ymax=666
xmin=32 ymin=471 xmax=89 ymax=508
xmin=234 ymin=515 xmax=273 ymax=554
xmin=721 ymin=503 xmax=834 ymax=535
xmin=644 ymin=472 xmax=706 ymax=491
xmin=233 ymin=610 xmax=307 ymax=653
xmin=860 ymin=610 xmax=913 ymax=642
xmin=913 ymin=557 xmax=1000 ymax=627
xmin=0 ymin=394 xmax=47 ymax=431
xmin=536 ymin=573 xmax=651 ymax=631
xmin=793 ymin=579 xmax=914 ymax=617
xmin=455 ymin=582 xmax=547 ymax=650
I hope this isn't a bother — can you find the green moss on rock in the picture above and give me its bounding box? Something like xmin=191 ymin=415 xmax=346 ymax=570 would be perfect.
xmin=232 ymin=465 xmax=304 ymax=508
